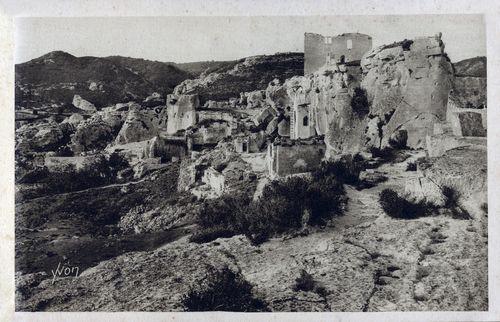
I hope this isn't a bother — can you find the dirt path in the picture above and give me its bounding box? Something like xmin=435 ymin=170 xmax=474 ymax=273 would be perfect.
xmin=18 ymin=177 xmax=148 ymax=205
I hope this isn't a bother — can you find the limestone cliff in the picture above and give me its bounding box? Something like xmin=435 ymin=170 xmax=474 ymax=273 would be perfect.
xmin=361 ymin=34 xmax=454 ymax=148
xmin=115 ymin=103 xmax=168 ymax=144
xmin=266 ymin=34 xmax=455 ymax=155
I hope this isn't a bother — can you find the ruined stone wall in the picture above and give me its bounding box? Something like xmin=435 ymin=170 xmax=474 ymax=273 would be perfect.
xmin=144 ymin=136 xmax=188 ymax=161
xmin=305 ymin=32 xmax=372 ymax=75
xmin=166 ymin=94 xmax=199 ymax=134
xmin=202 ymin=167 xmax=225 ymax=196
xmin=328 ymin=33 xmax=372 ymax=64
xmin=304 ymin=33 xmax=327 ymax=76
xmin=446 ymin=97 xmax=487 ymax=137
xmin=267 ymin=139 xmax=325 ymax=177
xmin=197 ymin=110 xmax=234 ymax=124
xmin=292 ymin=104 xmax=316 ymax=139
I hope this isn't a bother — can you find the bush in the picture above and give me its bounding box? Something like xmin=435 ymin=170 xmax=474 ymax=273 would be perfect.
xmin=442 ymin=186 xmax=471 ymax=219
xmin=406 ymin=161 xmax=417 ymax=171
xmin=442 ymin=186 xmax=460 ymax=209
xmin=313 ymin=154 xmax=365 ymax=185
xmin=307 ymin=176 xmax=345 ymax=225
xmin=182 ymin=266 xmax=268 ymax=312
xmin=192 ymin=173 xmax=347 ymax=244
xmin=379 ymin=188 xmax=435 ymax=219
xmin=369 ymin=146 xmax=396 ymax=160
xmin=351 ymin=87 xmax=369 ymax=116
xmin=293 ymin=269 xmax=316 ymax=292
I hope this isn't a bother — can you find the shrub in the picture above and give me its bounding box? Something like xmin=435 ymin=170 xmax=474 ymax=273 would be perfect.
xmin=293 ymin=269 xmax=316 ymax=292
xmin=441 ymin=186 xmax=471 ymax=220
xmin=307 ymin=176 xmax=345 ymax=225
xmin=406 ymin=161 xmax=417 ymax=171
xmin=313 ymin=154 xmax=365 ymax=185
xmin=379 ymin=188 xmax=435 ymax=219
xmin=192 ymin=173 xmax=347 ymax=244
xmin=182 ymin=266 xmax=268 ymax=312
xmin=369 ymin=146 xmax=396 ymax=160
xmin=351 ymin=87 xmax=369 ymax=116
xmin=442 ymin=186 xmax=460 ymax=209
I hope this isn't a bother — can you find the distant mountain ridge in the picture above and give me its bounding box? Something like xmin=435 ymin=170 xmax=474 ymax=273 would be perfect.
xmin=453 ymin=56 xmax=486 ymax=77
xmin=15 ymin=51 xmax=195 ymax=110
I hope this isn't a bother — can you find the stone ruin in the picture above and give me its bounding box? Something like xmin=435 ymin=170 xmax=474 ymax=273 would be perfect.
xmin=304 ymin=32 xmax=373 ymax=75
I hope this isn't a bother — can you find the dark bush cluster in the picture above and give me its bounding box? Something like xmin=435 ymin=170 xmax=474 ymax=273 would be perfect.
xmin=191 ymin=173 xmax=346 ymax=245
xmin=379 ymin=186 xmax=471 ymax=220
xmin=293 ymin=269 xmax=328 ymax=297
xmin=379 ymin=188 xmax=436 ymax=219
xmin=312 ymin=154 xmax=365 ymax=186
xmin=442 ymin=186 xmax=470 ymax=219
xmin=182 ymin=266 xmax=268 ymax=312
xmin=406 ymin=161 xmax=417 ymax=171
xmin=190 ymin=157 xmax=360 ymax=245
xmin=351 ymin=87 xmax=369 ymax=116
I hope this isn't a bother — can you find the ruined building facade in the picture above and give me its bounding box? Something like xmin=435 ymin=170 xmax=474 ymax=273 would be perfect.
xmin=304 ymin=32 xmax=372 ymax=75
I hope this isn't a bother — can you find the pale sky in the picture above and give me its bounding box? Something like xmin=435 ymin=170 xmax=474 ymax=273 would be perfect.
xmin=15 ymin=15 xmax=485 ymax=64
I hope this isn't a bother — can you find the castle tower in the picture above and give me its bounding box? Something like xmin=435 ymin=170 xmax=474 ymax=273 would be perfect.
xmin=304 ymin=32 xmax=373 ymax=75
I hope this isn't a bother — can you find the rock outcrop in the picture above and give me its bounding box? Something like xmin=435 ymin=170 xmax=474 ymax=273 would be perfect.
xmin=361 ymin=34 xmax=454 ymax=148
xmin=72 ymin=95 xmax=97 ymax=112
xmin=114 ymin=103 xmax=168 ymax=144
xmin=71 ymin=114 xmax=115 ymax=152
xmin=173 ymin=53 xmax=304 ymax=104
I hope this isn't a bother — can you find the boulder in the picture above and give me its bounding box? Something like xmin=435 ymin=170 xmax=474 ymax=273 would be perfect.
xmin=115 ymin=104 xmax=167 ymax=144
xmin=72 ymin=95 xmax=97 ymax=112
xmin=71 ymin=115 xmax=114 ymax=152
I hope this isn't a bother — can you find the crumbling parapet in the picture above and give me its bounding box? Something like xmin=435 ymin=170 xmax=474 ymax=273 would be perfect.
xmin=305 ymin=32 xmax=372 ymax=75
xmin=266 ymin=136 xmax=325 ymax=177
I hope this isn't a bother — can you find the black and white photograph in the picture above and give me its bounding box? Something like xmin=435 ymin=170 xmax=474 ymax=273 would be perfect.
xmin=2 ymin=8 xmax=495 ymax=318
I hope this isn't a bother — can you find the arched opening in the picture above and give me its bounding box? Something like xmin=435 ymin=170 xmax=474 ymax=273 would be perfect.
xmin=339 ymin=55 xmax=345 ymax=64
xmin=303 ymin=116 xmax=309 ymax=126
xmin=242 ymin=142 xmax=248 ymax=153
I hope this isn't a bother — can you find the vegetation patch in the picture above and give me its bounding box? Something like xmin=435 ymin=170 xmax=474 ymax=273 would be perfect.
xmin=351 ymin=87 xmax=370 ymax=116
xmin=182 ymin=266 xmax=268 ymax=312
xmin=190 ymin=156 xmax=360 ymax=244
xmin=379 ymin=188 xmax=436 ymax=219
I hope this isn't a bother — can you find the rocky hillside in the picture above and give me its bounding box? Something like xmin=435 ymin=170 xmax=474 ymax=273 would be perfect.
xmin=175 ymin=60 xmax=238 ymax=77
xmin=15 ymin=51 xmax=192 ymax=109
xmin=174 ymin=52 xmax=304 ymax=104
xmin=17 ymin=149 xmax=488 ymax=311
xmin=453 ymin=56 xmax=486 ymax=77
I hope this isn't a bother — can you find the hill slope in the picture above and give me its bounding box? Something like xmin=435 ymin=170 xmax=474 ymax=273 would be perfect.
xmin=15 ymin=51 xmax=192 ymax=109
xmin=174 ymin=52 xmax=304 ymax=103
xmin=453 ymin=56 xmax=486 ymax=77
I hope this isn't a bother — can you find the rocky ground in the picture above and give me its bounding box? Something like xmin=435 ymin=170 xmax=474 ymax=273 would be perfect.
xmin=16 ymin=149 xmax=488 ymax=311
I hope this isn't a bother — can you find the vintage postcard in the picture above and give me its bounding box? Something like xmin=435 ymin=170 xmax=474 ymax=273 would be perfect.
xmin=1 ymin=2 xmax=499 ymax=321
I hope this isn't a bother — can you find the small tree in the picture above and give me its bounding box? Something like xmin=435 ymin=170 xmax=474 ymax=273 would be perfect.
xmin=351 ymin=87 xmax=369 ymax=116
